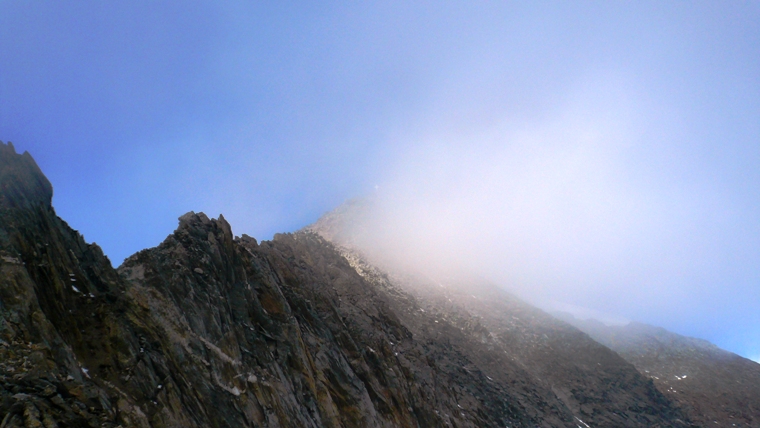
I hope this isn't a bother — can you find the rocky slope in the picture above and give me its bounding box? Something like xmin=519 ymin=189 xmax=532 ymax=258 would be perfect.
xmin=306 ymin=203 xmax=698 ymax=427
xmin=558 ymin=315 xmax=760 ymax=427
xmin=0 ymin=140 xmax=704 ymax=427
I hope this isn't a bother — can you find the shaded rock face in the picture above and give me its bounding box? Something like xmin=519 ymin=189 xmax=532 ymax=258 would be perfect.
xmin=1 ymin=143 xmax=136 ymax=427
xmin=0 ymin=142 xmax=52 ymax=210
xmin=559 ymin=316 xmax=760 ymax=428
xmin=1 ymin=141 xmax=694 ymax=427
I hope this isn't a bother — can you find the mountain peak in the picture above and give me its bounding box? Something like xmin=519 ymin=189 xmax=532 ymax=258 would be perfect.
xmin=0 ymin=141 xmax=53 ymax=210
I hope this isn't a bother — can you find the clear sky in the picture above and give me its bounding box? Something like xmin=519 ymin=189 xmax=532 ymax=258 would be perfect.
xmin=1 ymin=2 xmax=759 ymax=361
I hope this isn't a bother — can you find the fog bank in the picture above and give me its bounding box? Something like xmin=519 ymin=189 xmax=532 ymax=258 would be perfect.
xmin=346 ymin=77 xmax=757 ymax=349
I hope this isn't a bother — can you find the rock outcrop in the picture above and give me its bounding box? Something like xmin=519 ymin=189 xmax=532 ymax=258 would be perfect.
xmin=0 ymin=140 xmax=725 ymax=427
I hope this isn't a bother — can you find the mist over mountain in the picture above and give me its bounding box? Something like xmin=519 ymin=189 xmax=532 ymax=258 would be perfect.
xmin=337 ymin=104 xmax=757 ymax=356
xmin=2 ymin=141 xmax=759 ymax=427
xmin=3 ymin=1 xmax=758 ymax=364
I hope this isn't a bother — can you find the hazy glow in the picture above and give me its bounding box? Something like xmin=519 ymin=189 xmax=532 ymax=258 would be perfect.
xmin=349 ymin=71 xmax=760 ymax=358
xmin=357 ymin=82 xmax=698 ymax=305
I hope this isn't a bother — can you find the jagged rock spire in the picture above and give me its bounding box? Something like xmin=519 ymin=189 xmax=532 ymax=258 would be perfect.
xmin=0 ymin=141 xmax=53 ymax=209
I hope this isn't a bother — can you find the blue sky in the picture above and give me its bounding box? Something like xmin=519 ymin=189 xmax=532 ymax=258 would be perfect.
xmin=1 ymin=2 xmax=759 ymax=361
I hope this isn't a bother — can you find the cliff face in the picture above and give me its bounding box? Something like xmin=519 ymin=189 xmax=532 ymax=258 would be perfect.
xmin=0 ymin=141 xmax=695 ymax=427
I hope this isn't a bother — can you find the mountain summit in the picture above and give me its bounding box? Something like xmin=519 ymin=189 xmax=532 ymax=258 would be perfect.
xmin=0 ymin=141 xmax=756 ymax=427
xmin=0 ymin=142 xmax=52 ymax=209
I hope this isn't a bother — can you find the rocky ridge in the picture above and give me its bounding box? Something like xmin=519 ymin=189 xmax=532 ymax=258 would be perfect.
xmin=0 ymin=140 xmax=711 ymax=427
xmin=306 ymin=204 xmax=696 ymax=427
